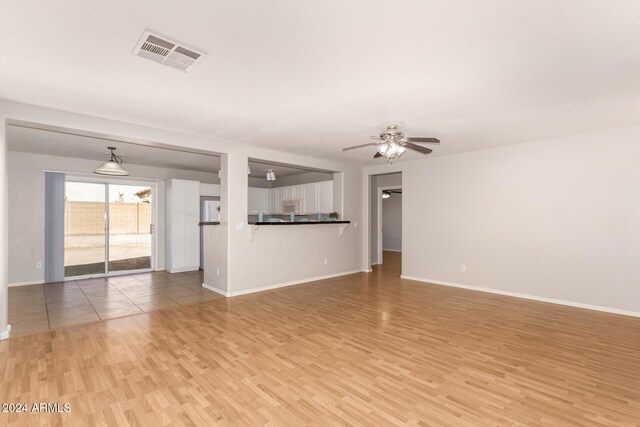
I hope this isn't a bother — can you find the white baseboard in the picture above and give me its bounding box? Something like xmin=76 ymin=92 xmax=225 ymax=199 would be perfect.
xmin=0 ymin=324 xmax=11 ymax=340
xmin=363 ymin=268 xmax=373 ymax=273
xmin=229 ymin=270 xmax=366 ymax=297
xmin=202 ymin=283 xmax=228 ymax=297
xmin=400 ymin=275 xmax=640 ymax=318
xmin=205 ymin=269 xmax=367 ymax=298
xmin=9 ymin=280 xmax=44 ymax=287
xmin=167 ymin=266 xmax=199 ymax=274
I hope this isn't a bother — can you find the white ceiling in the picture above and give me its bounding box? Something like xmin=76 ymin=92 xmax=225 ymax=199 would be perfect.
xmin=1 ymin=1 xmax=639 ymax=164
xmin=248 ymin=161 xmax=332 ymax=179
xmin=7 ymin=125 xmax=221 ymax=173
xmin=7 ymin=124 xmax=328 ymax=178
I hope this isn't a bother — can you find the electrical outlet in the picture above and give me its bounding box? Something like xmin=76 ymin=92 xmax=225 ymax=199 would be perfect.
xmin=216 ymin=268 xmax=220 ymax=276
xmin=236 ymin=222 xmax=244 ymax=231
xmin=354 ymin=222 xmax=358 ymax=228
xmin=461 ymin=265 xmax=466 ymax=272
xmin=36 ymin=261 xmax=42 ymax=269
xmin=323 ymin=258 xmax=328 ymax=265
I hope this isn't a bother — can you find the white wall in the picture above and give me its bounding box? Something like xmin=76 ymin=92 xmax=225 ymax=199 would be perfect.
xmin=0 ymin=101 xmax=363 ymax=311
xmin=0 ymin=115 xmax=7 ymax=338
xmin=229 ymin=167 xmax=362 ymax=293
xmin=0 ymin=100 xmax=366 ymax=338
xmin=382 ymin=192 xmax=402 ymax=251
xmin=272 ymin=171 xmax=334 ymax=187
xmin=370 ymin=173 xmax=402 ymax=263
xmin=7 ymin=150 xmax=217 ymax=284
xmin=223 ymin=224 xmax=358 ymax=295
xmin=203 ymin=224 xmax=227 ymax=294
xmin=365 ymin=125 xmax=640 ymax=314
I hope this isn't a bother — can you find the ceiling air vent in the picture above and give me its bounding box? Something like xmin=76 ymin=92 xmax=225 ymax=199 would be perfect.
xmin=132 ymin=31 xmax=205 ymax=72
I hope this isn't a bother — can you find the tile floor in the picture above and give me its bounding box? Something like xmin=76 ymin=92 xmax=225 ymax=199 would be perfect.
xmin=8 ymin=270 xmax=221 ymax=337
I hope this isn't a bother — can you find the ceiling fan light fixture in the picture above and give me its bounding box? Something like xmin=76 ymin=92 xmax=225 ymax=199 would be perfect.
xmin=341 ymin=123 xmax=439 ymax=161
xmin=377 ymin=141 xmax=406 ymax=162
xmin=94 ymin=147 xmax=129 ymax=176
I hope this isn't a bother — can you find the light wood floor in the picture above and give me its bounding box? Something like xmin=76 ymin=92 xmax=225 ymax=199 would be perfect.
xmin=1 ymin=252 xmax=639 ymax=425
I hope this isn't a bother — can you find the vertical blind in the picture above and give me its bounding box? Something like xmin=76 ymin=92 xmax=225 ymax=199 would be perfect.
xmin=44 ymin=172 xmax=65 ymax=283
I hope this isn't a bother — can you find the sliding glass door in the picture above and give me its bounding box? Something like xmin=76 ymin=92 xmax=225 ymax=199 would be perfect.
xmin=64 ymin=180 xmax=155 ymax=278
xmin=107 ymin=184 xmax=153 ymax=272
xmin=64 ymin=182 xmax=106 ymax=277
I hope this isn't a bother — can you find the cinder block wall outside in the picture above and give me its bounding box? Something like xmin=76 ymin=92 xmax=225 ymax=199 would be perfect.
xmin=65 ymin=201 xmax=152 ymax=236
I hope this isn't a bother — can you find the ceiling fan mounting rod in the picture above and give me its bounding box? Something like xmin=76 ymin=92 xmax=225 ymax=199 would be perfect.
xmin=380 ymin=124 xmax=405 ymax=141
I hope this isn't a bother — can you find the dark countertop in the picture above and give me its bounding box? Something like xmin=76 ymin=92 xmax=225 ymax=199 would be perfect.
xmin=199 ymin=221 xmax=220 ymax=226
xmin=248 ymin=220 xmax=350 ymax=225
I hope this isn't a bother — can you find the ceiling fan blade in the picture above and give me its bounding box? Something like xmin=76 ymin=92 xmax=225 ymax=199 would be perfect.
xmin=342 ymin=142 xmax=379 ymax=152
xmin=406 ymin=137 xmax=440 ymax=144
xmin=374 ymin=152 xmax=382 ymax=158
xmin=404 ymin=142 xmax=433 ymax=155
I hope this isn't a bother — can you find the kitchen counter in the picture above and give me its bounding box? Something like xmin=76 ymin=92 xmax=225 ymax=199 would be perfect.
xmin=248 ymin=220 xmax=350 ymax=225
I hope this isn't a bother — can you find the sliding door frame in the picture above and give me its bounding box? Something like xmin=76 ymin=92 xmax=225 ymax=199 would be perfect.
xmin=64 ymin=174 xmax=158 ymax=280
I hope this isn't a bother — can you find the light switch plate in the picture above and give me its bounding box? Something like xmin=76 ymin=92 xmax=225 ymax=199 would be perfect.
xmin=236 ymin=222 xmax=244 ymax=231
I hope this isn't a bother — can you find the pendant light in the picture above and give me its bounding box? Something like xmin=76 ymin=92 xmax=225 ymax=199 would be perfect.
xmin=94 ymin=147 xmax=129 ymax=176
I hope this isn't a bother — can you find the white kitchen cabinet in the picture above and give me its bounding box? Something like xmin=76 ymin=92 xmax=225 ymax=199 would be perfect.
xmin=278 ymin=187 xmax=286 ymax=211
xmin=293 ymin=185 xmax=304 ymax=201
xmin=166 ymin=179 xmax=200 ymax=273
xmin=318 ymin=180 xmax=334 ymax=213
xmin=200 ymin=183 xmax=220 ymax=197
xmin=302 ymin=183 xmax=318 ymax=213
xmin=248 ymin=187 xmax=270 ymax=214
xmin=282 ymin=186 xmax=294 ymax=201
xmin=269 ymin=181 xmax=334 ymax=214
xmin=269 ymin=187 xmax=281 ymax=213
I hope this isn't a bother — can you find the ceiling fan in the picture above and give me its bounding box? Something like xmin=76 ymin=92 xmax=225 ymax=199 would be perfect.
xmin=382 ymin=189 xmax=402 ymax=199
xmin=342 ymin=124 xmax=440 ymax=162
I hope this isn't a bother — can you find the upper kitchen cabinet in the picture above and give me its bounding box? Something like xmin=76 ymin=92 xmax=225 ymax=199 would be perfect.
xmin=282 ymin=186 xmax=293 ymax=201
xmin=248 ymin=187 xmax=270 ymax=214
xmin=302 ymin=183 xmax=318 ymax=213
xmin=293 ymin=185 xmax=304 ymax=200
xmin=267 ymin=181 xmax=333 ymax=214
xmin=200 ymin=183 xmax=220 ymax=197
xmin=317 ymin=181 xmax=333 ymax=213
xmin=269 ymin=187 xmax=281 ymax=214
xmin=247 ymin=158 xmax=338 ymax=216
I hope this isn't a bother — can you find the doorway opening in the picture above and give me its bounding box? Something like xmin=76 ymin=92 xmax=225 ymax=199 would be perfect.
xmin=369 ymin=172 xmax=402 ymax=274
xmin=64 ymin=179 xmax=156 ymax=278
